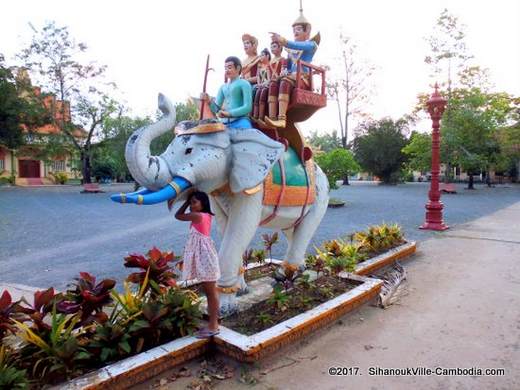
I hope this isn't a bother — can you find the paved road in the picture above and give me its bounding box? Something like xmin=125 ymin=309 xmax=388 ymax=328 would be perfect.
xmin=134 ymin=196 xmax=520 ymax=390
xmin=1 ymin=182 xmax=519 ymax=290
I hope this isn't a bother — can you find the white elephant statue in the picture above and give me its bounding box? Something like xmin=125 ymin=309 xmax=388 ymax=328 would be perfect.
xmin=112 ymin=94 xmax=329 ymax=314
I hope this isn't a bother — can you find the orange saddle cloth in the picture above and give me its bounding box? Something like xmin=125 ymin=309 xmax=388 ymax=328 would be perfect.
xmin=262 ymin=147 xmax=315 ymax=207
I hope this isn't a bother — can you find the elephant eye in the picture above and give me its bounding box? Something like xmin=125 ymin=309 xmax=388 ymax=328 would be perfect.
xmin=185 ymin=148 xmax=193 ymax=155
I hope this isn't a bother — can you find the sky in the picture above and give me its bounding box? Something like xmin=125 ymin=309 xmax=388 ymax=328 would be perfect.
xmin=2 ymin=0 xmax=519 ymax=139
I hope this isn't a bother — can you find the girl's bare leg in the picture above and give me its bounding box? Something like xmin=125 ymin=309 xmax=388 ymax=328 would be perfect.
xmin=202 ymin=281 xmax=219 ymax=331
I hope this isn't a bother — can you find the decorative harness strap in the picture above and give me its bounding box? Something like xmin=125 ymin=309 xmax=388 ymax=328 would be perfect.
xmin=260 ymin=129 xmax=286 ymax=226
xmin=260 ymin=130 xmax=312 ymax=229
xmin=282 ymin=147 xmax=312 ymax=231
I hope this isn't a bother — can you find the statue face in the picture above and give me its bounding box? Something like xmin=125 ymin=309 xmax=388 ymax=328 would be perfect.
xmin=270 ymin=42 xmax=282 ymax=57
xmin=225 ymin=61 xmax=240 ymax=80
xmin=243 ymin=40 xmax=256 ymax=55
xmin=260 ymin=51 xmax=270 ymax=64
xmin=293 ymin=24 xmax=309 ymax=41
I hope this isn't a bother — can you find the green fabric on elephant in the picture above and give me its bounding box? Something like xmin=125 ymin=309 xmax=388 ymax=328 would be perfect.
xmin=272 ymin=147 xmax=308 ymax=186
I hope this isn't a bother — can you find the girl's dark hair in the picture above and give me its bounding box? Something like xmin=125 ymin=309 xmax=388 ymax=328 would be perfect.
xmin=189 ymin=191 xmax=215 ymax=215
xmin=261 ymin=48 xmax=271 ymax=61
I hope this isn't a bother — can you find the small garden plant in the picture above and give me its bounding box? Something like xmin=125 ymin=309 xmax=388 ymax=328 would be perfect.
xmin=0 ymin=247 xmax=202 ymax=387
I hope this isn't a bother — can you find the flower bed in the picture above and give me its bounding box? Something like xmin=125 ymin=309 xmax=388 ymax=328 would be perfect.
xmin=222 ymin=274 xmax=361 ymax=335
xmin=307 ymin=223 xmax=416 ymax=276
xmin=214 ymin=274 xmax=382 ymax=362
xmin=0 ymin=248 xmax=203 ymax=389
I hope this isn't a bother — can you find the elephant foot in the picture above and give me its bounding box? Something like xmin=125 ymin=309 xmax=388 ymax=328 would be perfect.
xmin=236 ymin=273 xmax=251 ymax=296
xmin=218 ymin=291 xmax=239 ymax=317
xmin=236 ymin=285 xmax=251 ymax=296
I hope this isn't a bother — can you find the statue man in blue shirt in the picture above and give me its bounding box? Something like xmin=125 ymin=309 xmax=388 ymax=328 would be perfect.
xmin=265 ymin=9 xmax=320 ymax=129
xmin=200 ymin=56 xmax=284 ymax=194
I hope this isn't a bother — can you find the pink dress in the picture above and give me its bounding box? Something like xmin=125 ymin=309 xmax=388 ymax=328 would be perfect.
xmin=182 ymin=213 xmax=220 ymax=282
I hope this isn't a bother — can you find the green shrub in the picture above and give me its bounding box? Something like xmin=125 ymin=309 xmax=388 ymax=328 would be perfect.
xmin=0 ymin=346 xmax=29 ymax=390
xmin=0 ymin=177 xmax=13 ymax=186
xmin=50 ymin=171 xmax=68 ymax=185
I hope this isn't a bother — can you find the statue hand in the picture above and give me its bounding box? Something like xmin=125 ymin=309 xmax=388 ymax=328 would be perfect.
xmin=218 ymin=110 xmax=231 ymax=118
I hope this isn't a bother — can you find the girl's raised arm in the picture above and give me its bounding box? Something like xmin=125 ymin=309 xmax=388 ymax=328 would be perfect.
xmin=175 ymin=200 xmax=203 ymax=223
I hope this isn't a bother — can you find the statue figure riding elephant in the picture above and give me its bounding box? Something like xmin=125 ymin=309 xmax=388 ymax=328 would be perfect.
xmin=112 ymin=94 xmax=329 ymax=314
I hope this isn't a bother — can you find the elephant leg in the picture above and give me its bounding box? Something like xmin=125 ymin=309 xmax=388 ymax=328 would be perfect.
xmin=210 ymin=195 xmax=229 ymax=237
xmin=282 ymin=228 xmax=294 ymax=262
xmin=217 ymin=192 xmax=263 ymax=315
xmin=285 ymin=168 xmax=329 ymax=268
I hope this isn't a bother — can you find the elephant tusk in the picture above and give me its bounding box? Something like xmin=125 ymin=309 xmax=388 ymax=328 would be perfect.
xmin=110 ymin=187 xmax=152 ymax=204
xmin=111 ymin=176 xmax=191 ymax=206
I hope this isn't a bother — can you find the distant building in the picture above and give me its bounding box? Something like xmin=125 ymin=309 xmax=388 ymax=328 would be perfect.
xmin=0 ymin=70 xmax=86 ymax=185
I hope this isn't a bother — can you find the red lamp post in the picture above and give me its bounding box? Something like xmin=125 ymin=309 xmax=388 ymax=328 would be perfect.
xmin=420 ymin=83 xmax=449 ymax=231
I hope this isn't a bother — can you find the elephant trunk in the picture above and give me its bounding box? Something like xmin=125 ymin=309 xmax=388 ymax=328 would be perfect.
xmin=125 ymin=93 xmax=176 ymax=191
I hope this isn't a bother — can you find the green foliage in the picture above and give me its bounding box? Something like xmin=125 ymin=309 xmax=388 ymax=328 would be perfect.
xmin=87 ymin=322 xmax=132 ymax=363
xmin=267 ymin=285 xmax=289 ymax=311
xmin=352 ymin=118 xmax=409 ymax=184
xmin=50 ymin=171 xmax=69 ymax=185
xmin=402 ymin=131 xmax=432 ymax=173
xmin=442 ymin=88 xmax=518 ymax=179
xmin=95 ymin=115 xmax=152 ymax=182
xmin=3 ymin=246 xmax=201 ymax=386
xmin=0 ymin=346 xmax=29 ymax=390
xmin=314 ymin=148 xmax=360 ymax=189
xmin=256 ymin=313 xmax=273 ymax=327
xmin=150 ymin=101 xmax=199 ymax=155
xmin=353 ymin=223 xmax=404 ymax=253
xmin=18 ymin=21 xmax=120 ymax=184
xmin=15 ymin=306 xmax=91 ymax=382
xmin=306 ymin=130 xmax=342 ymax=152
xmin=0 ymin=55 xmax=48 ymax=149
xmin=91 ymin=158 xmax=116 ymax=181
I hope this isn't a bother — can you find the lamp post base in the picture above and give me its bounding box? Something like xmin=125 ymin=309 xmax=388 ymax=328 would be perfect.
xmin=419 ymin=222 xmax=449 ymax=231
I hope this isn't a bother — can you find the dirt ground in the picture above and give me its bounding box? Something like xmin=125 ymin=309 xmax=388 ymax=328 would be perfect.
xmin=134 ymin=201 xmax=520 ymax=390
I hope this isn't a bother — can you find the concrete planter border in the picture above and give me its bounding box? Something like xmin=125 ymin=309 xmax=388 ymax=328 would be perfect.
xmin=52 ymin=336 xmax=209 ymax=390
xmin=213 ymin=274 xmax=382 ymax=362
xmin=354 ymin=241 xmax=417 ymax=276
xmin=53 ymin=244 xmax=415 ymax=386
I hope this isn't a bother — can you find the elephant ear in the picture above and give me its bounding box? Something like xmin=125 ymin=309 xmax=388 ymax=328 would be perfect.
xmin=229 ymin=128 xmax=285 ymax=193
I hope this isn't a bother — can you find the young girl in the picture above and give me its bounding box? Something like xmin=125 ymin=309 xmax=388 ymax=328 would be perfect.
xmin=175 ymin=191 xmax=220 ymax=338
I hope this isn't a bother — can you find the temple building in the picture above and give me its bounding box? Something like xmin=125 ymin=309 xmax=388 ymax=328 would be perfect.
xmin=0 ymin=70 xmax=86 ymax=185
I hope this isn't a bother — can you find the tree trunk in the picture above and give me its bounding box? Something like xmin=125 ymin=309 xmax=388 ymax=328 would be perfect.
xmin=343 ymin=174 xmax=350 ymax=185
xmin=341 ymin=136 xmax=347 ymax=149
xmin=445 ymin=162 xmax=451 ymax=183
xmin=467 ymin=174 xmax=474 ymax=190
xmin=81 ymin=150 xmax=92 ymax=184
xmin=485 ymin=170 xmax=492 ymax=187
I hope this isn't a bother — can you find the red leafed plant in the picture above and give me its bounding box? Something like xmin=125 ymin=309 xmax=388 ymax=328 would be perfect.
xmin=0 ymin=290 xmax=23 ymax=341
xmin=124 ymin=247 xmax=177 ymax=296
xmin=57 ymin=272 xmax=116 ymax=325
xmin=17 ymin=287 xmax=59 ymax=332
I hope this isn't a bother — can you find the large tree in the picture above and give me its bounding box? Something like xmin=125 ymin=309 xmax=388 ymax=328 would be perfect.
xmin=402 ymin=131 xmax=432 ymax=174
xmin=0 ymin=54 xmax=47 ymax=151
xmin=444 ymin=87 xmax=518 ymax=189
xmin=18 ymin=21 xmax=118 ymax=183
xmin=424 ymin=9 xmax=473 ymax=182
xmin=306 ymin=130 xmax=342 ymax=153
xmin=352 ymin=118 xmax=409 ymax=184
xmin=314 ymin=148 xmax=360 ymax=190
